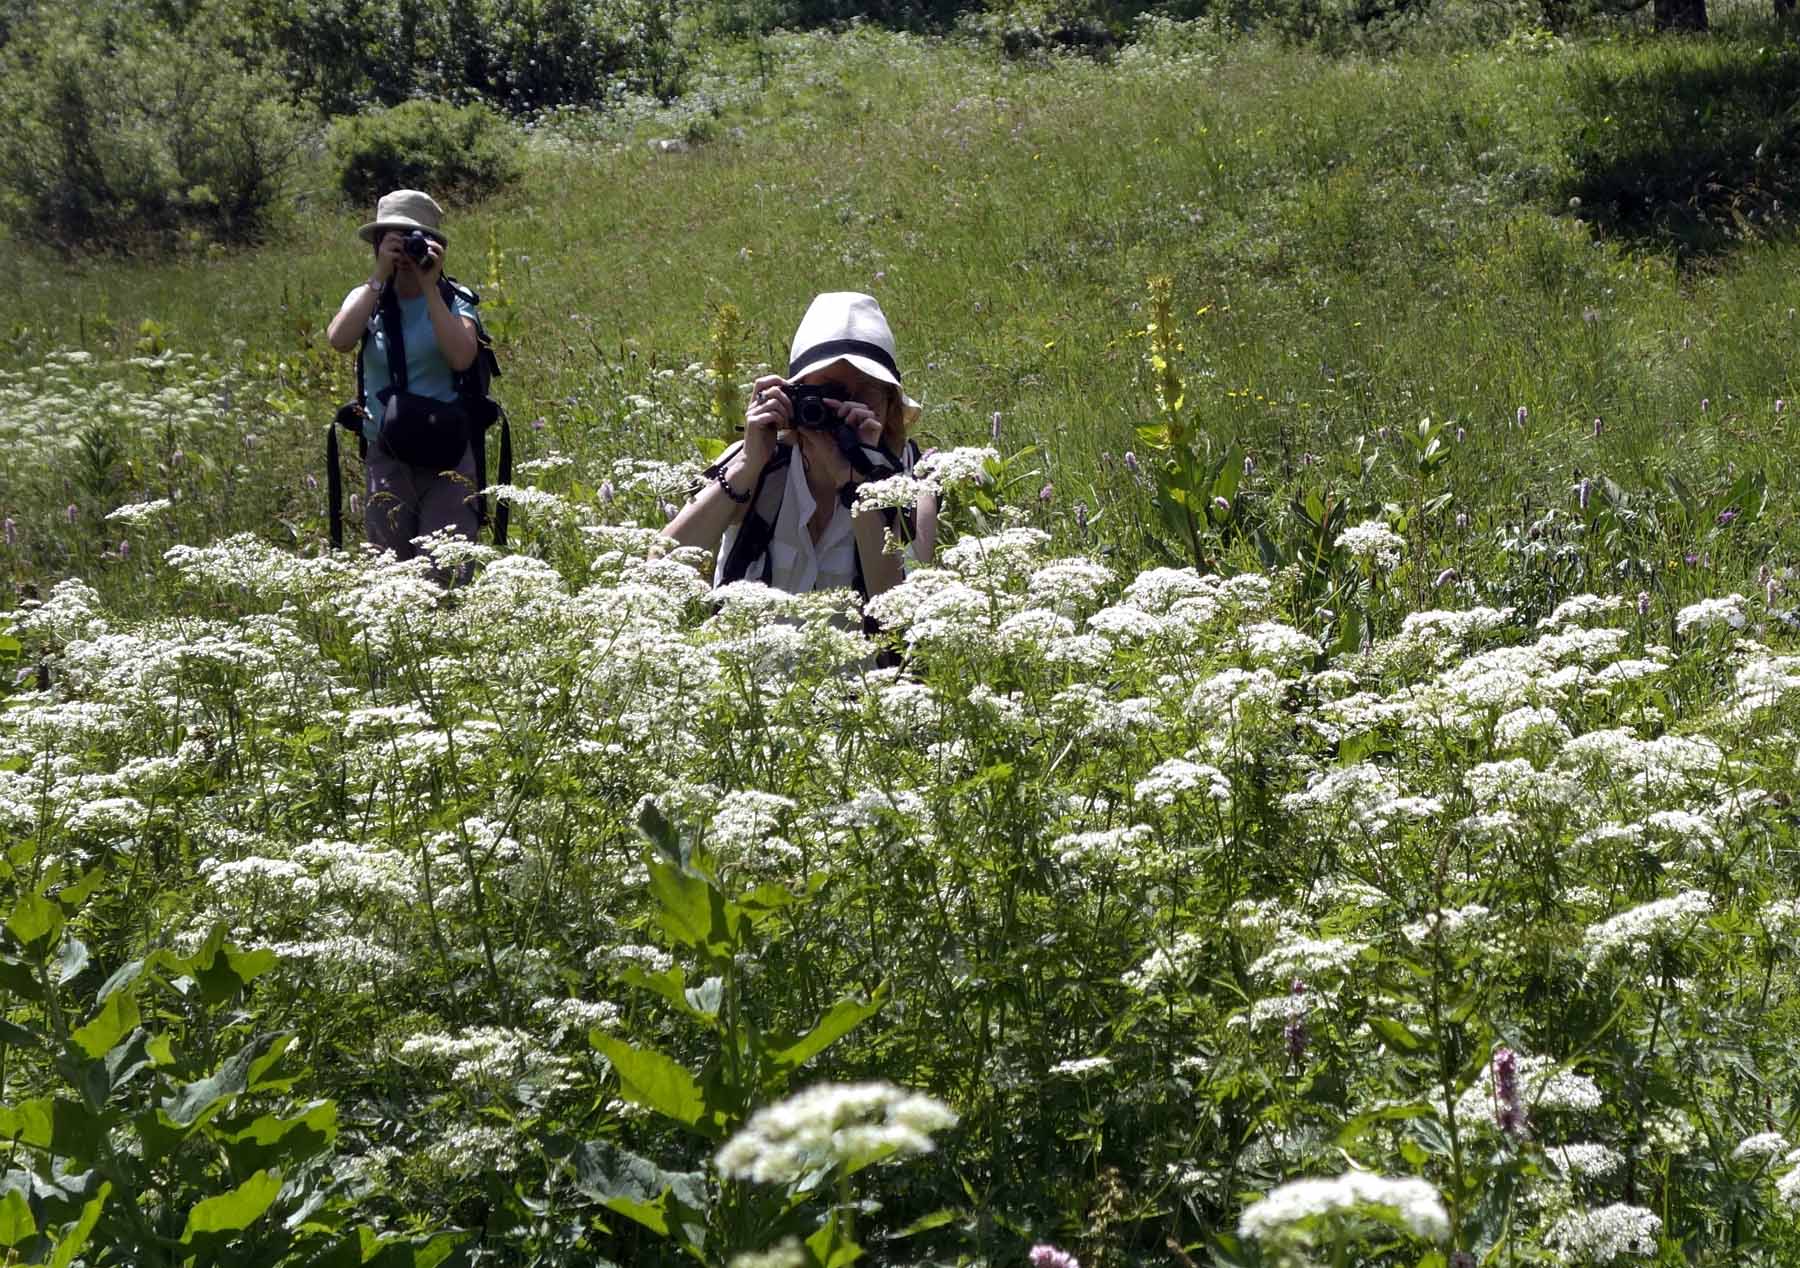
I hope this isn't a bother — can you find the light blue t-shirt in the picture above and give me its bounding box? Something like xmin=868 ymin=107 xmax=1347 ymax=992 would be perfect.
xmin=361 ymin=289 xmax=480 ymax=442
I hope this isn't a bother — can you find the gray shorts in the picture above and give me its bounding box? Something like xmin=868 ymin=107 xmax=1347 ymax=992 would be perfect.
xmin=364 ymin=442 xmax=478 ymax=560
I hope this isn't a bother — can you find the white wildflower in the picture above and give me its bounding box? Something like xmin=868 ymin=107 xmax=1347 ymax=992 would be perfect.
xmin=714 ymin=1082 xmax=956 ymax=1184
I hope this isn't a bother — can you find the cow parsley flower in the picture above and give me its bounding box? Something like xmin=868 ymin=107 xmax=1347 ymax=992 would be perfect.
xmin=714 ymin=1082 xmax=956 ymax=1184
xmin=1675 ymin=595 xmax=1746 ymax=637
xmin=1336 ymin=520 xmax=1406 ymax=569
xmin=1238 ymin=1171 xmax=1449 ymax=1244
xmin=104 ymin=497 xmax=174 ymax=524
xmin=1583 ymin=892 xmax=1713 ymax=967
xmin=1544 ymin=1203 xmax=1661 ymax=1263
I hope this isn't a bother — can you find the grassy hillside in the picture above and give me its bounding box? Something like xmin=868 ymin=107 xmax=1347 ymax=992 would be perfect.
xmin=4 ymin=19 xmax=1798 ymax=608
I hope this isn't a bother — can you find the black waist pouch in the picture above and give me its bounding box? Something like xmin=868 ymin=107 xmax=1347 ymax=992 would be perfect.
xmin=376 ymin=387 xmax=469 ymax=470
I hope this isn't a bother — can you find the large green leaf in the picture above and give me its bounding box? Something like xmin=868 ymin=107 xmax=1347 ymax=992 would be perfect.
xmin=766 ymin=986 xmax=887 ymax=1076
xmin=186 ymin=927 xmax=278 ymax=1005
xmin=71 ymin=989 xmax=140 ymax=1059
xmin=0 ymin=1187 xmax=36 ymax=1246
xmin=47 ymin=1182 xmax=110 ymax=1268
xmin=7 ymin=892 xmax=63 ymax=957
xmin=591 ymin=1036 xmax=712 ymax=1136
xmin=181 ymin=1168 xmax=280 ymax=1240
xmin=224 ymin=1100 xmax=338 ymax=1171
xmin=0 ymin=1097 xmax=53 ymax=1148
xmin=0 ymin=952 xmax=44 ymax=1001
xmin=162 ymin=1035 xmax=266 ymax=1127
xmin=570 ymin=1139 xmax=706 ymax=1249
xmin=649 ymin=857 xmax=736 ymax=955
xmin=805 ymin=1208 xmax=863 ymax=1268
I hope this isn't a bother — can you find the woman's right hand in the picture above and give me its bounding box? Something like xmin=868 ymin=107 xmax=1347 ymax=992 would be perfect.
xmin=372 ymin=234 xmax=403 ymax=285
xmin=740 ymin=374 xmax=792 ymax=474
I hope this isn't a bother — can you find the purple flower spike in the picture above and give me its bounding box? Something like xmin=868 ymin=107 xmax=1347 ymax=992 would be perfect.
xmin=1493 ymin=1046 xmax=1525 ymax=1137
xmin=1123 ymin=451 xmax=1140 ymax=475
xmin=1030 ymin=1245 xmax=1081 ymax=1268
xmin=1039 ymin=482 xmax=1054 ymax=504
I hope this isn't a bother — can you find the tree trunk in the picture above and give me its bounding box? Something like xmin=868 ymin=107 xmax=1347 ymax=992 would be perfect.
xmin=1778 ymin=0 xmax=1796 ymax=19
xmin=1654 ymin=0 xmax=1708 ymax=29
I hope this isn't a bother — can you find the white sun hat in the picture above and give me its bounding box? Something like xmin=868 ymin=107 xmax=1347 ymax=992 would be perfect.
xmin=357 ymin=189 xmax=447 ymax=245
xmin=786 ymin=292 xmax=921 ymax=426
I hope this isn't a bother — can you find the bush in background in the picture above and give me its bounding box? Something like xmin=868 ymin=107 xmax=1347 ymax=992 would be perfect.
xmin=0 ymin=8 xmax=306 ymax=252
xmin=329 ymin=100 xmax=523 ymax=206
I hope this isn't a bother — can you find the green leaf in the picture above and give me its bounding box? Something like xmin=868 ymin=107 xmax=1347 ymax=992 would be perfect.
xmin=569 ymin=1139 xmax=707 ymax=1244
xmin=55 ymin=937 xmax=89 ymax=986
xmin=48 ymin=1182 xmax=110 ymax=1268
xmin=224 ymin=1101 xmax=338 ymax=1171
xmin=187 ymin=927 xmax=277 ymax=1004
xmin=636 ymin=799 xmax=681 ymax=860
xmin=591 ymin=1036 xmax=712 ymax=1136
xmin=767 ymin=986 xmax=887 ymax=1075
xmin=181 ymin=1168 xmax=280 ymax=1240
xmin=0 ymin=1017 xmax=47 ymax=1050
xmin=891 ymin=1208 xmax=963 ymax=1238
xmin=48 ymin=1095 xmax=103 ymax=1164
xmin=71 ymin=989 xmax=140 ymax=1059
xmin=805 ymin=1208 xmax=863 ymax=1268
xmin=0 ymin=1097 xmax=53 ymax=1148
xmin=162 ymin=1034 xmax=265 ymax=1127
xmin=0 ymin=952 xmax=44 ymax=1001
xmin=54 ymin=867 xmax=107 ymax=913
xmin=8 ymin=891 xmax=63 ymax=957
xmin=1368 ymin=1016 xmax=1423 ymax=1052
xmin=0 ymin=1187 xmax=36 ymax=1246
xmin=649 ymin=857 xmax=736 ymax=955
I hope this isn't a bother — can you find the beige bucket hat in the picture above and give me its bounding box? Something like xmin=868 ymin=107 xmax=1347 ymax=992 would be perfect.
xmin=357 ymin=190 xmax=447 ymax=245
xmin=787 ymin=292 xmax=920 ymax=426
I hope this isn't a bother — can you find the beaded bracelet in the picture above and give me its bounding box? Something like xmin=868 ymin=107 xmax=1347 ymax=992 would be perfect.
xmin=712 ymin=468 xmax=752 ymax=504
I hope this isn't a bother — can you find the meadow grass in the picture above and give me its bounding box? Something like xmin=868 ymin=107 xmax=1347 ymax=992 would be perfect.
xmin=6 ymin=17 xmax=1800 ymax=1268
xmin=3 ymin=21 xmax=1797 ymax=607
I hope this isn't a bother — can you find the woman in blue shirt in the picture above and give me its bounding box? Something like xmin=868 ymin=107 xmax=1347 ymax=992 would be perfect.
xmin=326 ymin=190 xmax=480 ymax=563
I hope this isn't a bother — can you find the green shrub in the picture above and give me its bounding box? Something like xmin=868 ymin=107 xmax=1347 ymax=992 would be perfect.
xmin=328 ymin=100 xmax=522 ymax=206
xmin=0 ymin=9 xmax=306 ymax=252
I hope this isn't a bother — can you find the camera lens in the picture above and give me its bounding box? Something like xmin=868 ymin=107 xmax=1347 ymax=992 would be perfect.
xmin=403 ymin=230 xmax=431 ymax=265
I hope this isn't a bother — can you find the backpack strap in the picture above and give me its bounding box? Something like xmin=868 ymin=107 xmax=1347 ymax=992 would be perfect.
xmin=713 ymin=443 xmax=791 ymax=586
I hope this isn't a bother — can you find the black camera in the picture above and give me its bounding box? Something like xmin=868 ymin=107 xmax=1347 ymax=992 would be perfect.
xmin=783 ymin=381 xmax=849 ymax=432
xmin=403 ymin=229 xmax=433 ymax=266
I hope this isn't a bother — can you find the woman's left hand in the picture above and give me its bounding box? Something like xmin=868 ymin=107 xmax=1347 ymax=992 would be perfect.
xmin=396 ymin=236 xmax=445 ymax=284
xmin=797 ymin=397 xmax=884 ymax=489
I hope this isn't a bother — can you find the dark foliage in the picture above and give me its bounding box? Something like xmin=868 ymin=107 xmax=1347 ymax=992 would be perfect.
xmin=329 ymin=100 xmax=522 ymax=205
xmin=1561 ymin=40 xmax=1800 ymax=255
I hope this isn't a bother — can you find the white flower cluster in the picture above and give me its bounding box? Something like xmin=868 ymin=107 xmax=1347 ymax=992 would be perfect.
xmin=1238 ymin=1171 xmax=1449 ymax=1243
xmin=1543 ymin=1203 xmax=1662 ymax=1263
xmin=714 ymin=1081 xmax=957 ymax=1184
xmin=104 ymin=497 xmax=174 ymax=524
xmin=1674 ymin=594 xmax=1747 ymax=636
xmin=1336 ymin=520 xmax=1406 ymax=569
xmin=1583 ymin=891 xmax=1713 ymax=967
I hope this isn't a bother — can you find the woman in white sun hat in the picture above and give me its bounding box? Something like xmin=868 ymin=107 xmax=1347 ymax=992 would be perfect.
xmin=663 ymin=291 xmax=937 ymax=599
xmin=325 ymin=189 xmax=482 ymax=564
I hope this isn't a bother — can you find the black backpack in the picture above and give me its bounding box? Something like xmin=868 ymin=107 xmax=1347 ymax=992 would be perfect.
xmin=326 ymin=275 xmax=512 ymax=550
